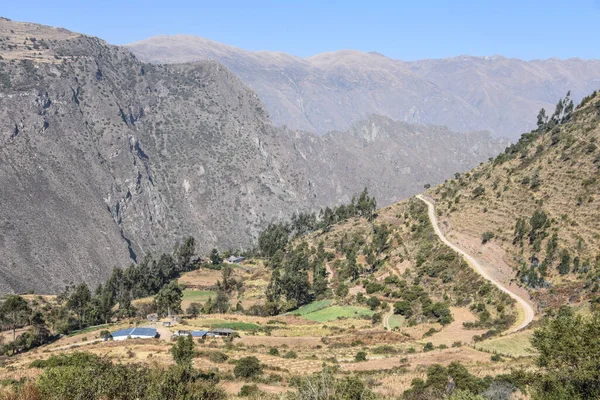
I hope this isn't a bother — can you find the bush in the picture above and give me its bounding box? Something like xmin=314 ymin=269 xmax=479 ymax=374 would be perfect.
xmin=491 ymin=354 xmax=502 ymax=362
xmin=234 ymin=356 xmax=263 ymax=379
xmin=239 ymin=384 xmax=261 ymax=397
xmin=171 ymin=335 xmax=195 ymax=365
xmin=366 ymin=296 xmax=381 ymax=310
xmin=283 ymin=350 xmax=297 ymax=359
xmin=481 ymin=231 xmax=495 ymax=244
xmin=197 ymin=350 xmax=229 ymax=363
xmin=423 ymin=342 xmax=434 ymax=352
xmin=354 ymin=351 xmax=367 ymax=362
xmin=268 ymin=347 xmax=279 ymax=356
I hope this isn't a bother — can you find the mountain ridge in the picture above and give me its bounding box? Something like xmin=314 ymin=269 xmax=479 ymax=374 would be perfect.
xmin=0 ymin=18 xmax=505 ymax=294
xmin=127 ymin=34 xmax=600 ymax=139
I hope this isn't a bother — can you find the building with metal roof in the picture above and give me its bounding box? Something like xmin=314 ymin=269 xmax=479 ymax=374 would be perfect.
xmin=110 ymin=326 xmax=158 ymax=341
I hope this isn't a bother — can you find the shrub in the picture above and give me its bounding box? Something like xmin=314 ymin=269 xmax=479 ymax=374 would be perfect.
xmin=366 ymin=296 xmax=381 ymax=310
xmin=239 ymin=384 xmax=260 ymax=397
xmin=268 ymin=347 xmax=279 ymax=356
xmin=234 ymin=356 xmax=263 ymax=379
xmin=481 ymin=231 xmax=495 ymax=244
xmin=423 ymin=342 xmax=434 ymax=352
xmin=491 ymin=354 xmax=502 ymax=362
xmin=171 ymin=335 xmax=195 ymax=365
xmin=283 ymin=351 xmax=297 ymax=359
xmin=354 ymin=351 xmax=367 ymax=362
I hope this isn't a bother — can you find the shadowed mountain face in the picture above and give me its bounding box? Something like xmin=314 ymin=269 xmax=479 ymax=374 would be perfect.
xmin=0 ymin=18 xmax=505 ymax=294
xmin=127 ymin=35 xmax=600 ymax=140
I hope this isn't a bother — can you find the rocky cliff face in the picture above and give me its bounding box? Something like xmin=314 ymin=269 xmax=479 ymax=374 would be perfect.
xmin=127 ymin=35 xmax=600 ymax=140
xmin=0 ymin=18 xmax=505 ymax=294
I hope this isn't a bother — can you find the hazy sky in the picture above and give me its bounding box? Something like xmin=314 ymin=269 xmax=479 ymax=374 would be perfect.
xmin=3 ymin=0 xmax=600 ymax=60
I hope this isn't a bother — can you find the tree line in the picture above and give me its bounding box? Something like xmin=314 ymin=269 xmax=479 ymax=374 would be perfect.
xmin=258 ymin=188 xmax=377 ymax=258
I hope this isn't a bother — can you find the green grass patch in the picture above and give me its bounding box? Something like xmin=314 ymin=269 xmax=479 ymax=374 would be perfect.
xmin=209 ymin=321 xmax=261 ymax=332
xmin=182 ymin=290 xmax=216 ymax=303
xmin=290 ymin=299 xmax=334 ymax=316
xmin=67 ymin=324 xmax=111 ymax=337
xmin=476 ymin=331 xmax=535 ymax=357
xmin=300 ymin=306 xmax=374 ymax=322
xmin=387 ymin=314 xmax=404 ymax=329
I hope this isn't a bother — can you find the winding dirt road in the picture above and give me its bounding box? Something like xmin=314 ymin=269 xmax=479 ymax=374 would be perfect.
xmin=416 ymin=194 xmax=534 ymax=333
xmin=383 ymin=304 xmax=394 ymax=330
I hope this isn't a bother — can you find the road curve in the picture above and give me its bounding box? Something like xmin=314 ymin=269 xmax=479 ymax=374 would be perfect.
xmin=416 ymin=194 xmax=534 ymax=333
xmin=383 ymin=304 xmax=394 ymax=330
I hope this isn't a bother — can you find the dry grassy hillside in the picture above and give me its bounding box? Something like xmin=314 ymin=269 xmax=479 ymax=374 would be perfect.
xmin=297 ymin=197 xmax=518 ymax=338
xmin=427 ymin=91 xmax=600 ymax=307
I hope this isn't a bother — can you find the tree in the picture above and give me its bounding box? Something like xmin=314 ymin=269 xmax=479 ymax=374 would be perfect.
xmin=186 ymin=302 xmax=202 ymax=318
xmin=212 ymin=290 xmax=230 ymax=314
xmin=531 ymin=308 xmax=600 ymax=399
xmin=153 ymin=281 xmax=183 ymax=317
xmin=176 ymin=236 xmax=196 ymax=272
xmin=0 ymin=295 xmax=31 ymax=341
xmin=67 ymin=283 xmax=92 ymax=330
xmin=536 ymin=108 xmax=548 ymax=129
xmin=234 ymin=356 xmax=263 ymax=378
xmin=558 ymin=249 xmax=571 ymax=275
xmin=367 ymin=296 xmax=381 ymax=311
xmin=171 ymin=334 xmax=194 ymax=366
xmin=258 ymin=223 xmax=290 ymax=258
xmin=219 ymin=265 xmax=233 ymax=292
xmin=210 ymin=249 xmax=221 ymax=266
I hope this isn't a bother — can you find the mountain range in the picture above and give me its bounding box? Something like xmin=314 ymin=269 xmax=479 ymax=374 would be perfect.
xmin=0 ymin=18 xmax=504 ymax=293
xmin=127 ymin=35 xmax=600 ymax=140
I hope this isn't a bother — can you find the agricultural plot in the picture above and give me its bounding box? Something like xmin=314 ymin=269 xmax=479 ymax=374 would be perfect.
xmin=300 ymin=305 xmax=374 ymax=322
xmin=289 ymin=299 xmax=333 ymax=316
xmin=182 ymin=289 xmax=216 ymax=308
xmin=476 ymin=330 xmax=535 ymax=357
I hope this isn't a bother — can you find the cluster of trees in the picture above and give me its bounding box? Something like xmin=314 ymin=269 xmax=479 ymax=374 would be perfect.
xmin=261 ymin=243 xmax=325 ymax=315
xmin=0 ymin=237 xmax=199 ymax=355
xmin=405 ymin=307 xmax=600 ymax=400
xmin=536 ymin=91 xmax=575 ymax=131
xmin=258 ymin=188 xmax=377 ymax=258
xmin=403 ymin=360 xmax=523 ymax=400
xmin=0 ymin=296 xmax=52 ymax=355
xmin=391 ymin=283 xmax=453 ymax=326
xmin=515 ymin=209 xmax=600 ymax=288
xmin=13 ymin=352 xmax=226 ymax=400
xmin=494 ymin=91 xmax=577 ymax=166
xmin=95 ymin=236 xmax=198 ymax=319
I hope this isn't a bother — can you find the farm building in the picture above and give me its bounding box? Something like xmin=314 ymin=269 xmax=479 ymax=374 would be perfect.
xmin=209 ymin=328 xmax=235 ymax=337
xmin=173 ymin=330 xmax=208 ymax=339
xmin=226 ymin=255 xmax=245 ymax=264
xmin=110 ymin=327 xmax=158 ymax=341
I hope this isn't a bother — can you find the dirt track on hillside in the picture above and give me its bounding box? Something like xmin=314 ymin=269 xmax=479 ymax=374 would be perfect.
xmin=416 ymin=195 xmax=534 ymax=333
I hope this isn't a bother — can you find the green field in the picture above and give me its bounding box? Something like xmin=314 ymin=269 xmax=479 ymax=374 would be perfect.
xmin=209 ymin=321 xmax=261 ymax=332
xmin=290 ymin=299 xmax=334 ymax=316
xmin=182 ymin=290 xmax=216 ymax=304
xmin=476 ymin=331 xmax=535 ymax=357
xmin=300 ymin=305 xmax=374 ymax=322
xmin=387 ymin=314 xmax=404 ymax=329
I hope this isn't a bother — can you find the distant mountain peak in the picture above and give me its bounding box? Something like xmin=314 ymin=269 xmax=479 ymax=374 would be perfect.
xmin=127 ymin=35 xmax=600 ymax=140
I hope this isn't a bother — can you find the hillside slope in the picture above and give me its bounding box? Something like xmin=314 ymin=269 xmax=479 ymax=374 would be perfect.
xmin=0 ymin=18 xmax=504 ymax=294
xmin=127 ymin=35 xmax=600 ymax=139
xmin=427 ymin=91 xmax=600 ymax=307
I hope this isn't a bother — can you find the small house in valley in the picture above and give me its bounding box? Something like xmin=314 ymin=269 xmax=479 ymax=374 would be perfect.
xmin=226 ymin=256 xmax=245 ymax=264
xmin=209 ymin=328 xmax=235 ymax=337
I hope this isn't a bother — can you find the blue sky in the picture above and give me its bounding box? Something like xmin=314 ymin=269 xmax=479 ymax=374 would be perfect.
xmin=3 ymin=0 xmax=600 ymax=60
